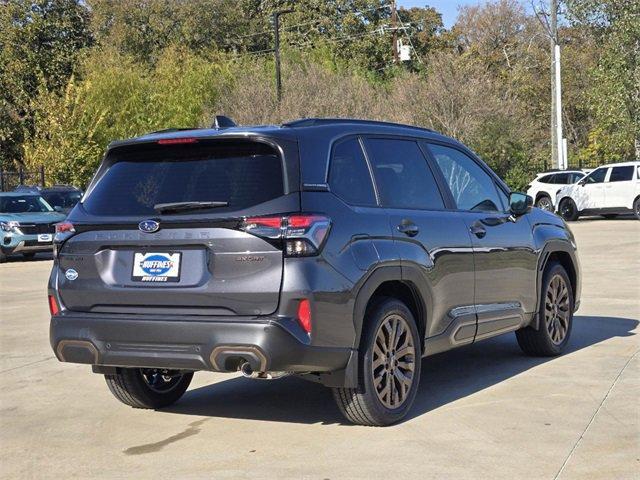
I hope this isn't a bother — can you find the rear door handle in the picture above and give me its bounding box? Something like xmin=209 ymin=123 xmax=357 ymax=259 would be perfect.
xmin=470 ymin=223 xmax=486 ymax=239
xmin=397 ymin=220 xmax=419 ymax=237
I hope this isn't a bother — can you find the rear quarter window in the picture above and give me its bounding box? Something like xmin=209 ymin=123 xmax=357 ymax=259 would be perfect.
xmin=83 ymin=141 xmax=284 ymax=216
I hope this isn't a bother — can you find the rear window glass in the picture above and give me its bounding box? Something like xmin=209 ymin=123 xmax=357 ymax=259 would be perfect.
xmin=329 ymin=138 xmax=376 ymax=206
xmin=83 ymin=141 xmax=284 ymax=216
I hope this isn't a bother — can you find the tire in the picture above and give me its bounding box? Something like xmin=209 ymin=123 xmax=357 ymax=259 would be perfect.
xmin=104 ymin=368 xmax=193 ymax=409
xmin=558 ymin=198 xmax=579 ymax=221
xmin=634 ymin=197 xmax=640 ymax=220
xmin=22 ymin=252 xmax=36 ymax=260
xmin=516 ymin=261 xmax=574 ymax=356
xmin=601 ymin=214 xmax=618 ymax=219
xmin=0 ymin=251 xmax=6 ymax=263
xmin=535 ymin=195 xmax=553 ymax=212
xmin=333 ymin=297 xmax=421 ymax=426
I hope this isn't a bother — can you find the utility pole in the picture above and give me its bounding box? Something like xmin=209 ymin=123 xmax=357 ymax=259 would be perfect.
xmin=391 ymin=0 xmax=399 ymax=63
xmin=549 ymin=0 xmax=565 ymax=169
xmin=273 ymin=9 xmax=293 ymax=103
xmin=550 ymin=0 xmax=558 ymax=169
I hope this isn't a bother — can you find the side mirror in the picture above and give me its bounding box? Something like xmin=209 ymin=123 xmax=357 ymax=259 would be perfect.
xmin=509 ymin=192 xmax=533 ymax=216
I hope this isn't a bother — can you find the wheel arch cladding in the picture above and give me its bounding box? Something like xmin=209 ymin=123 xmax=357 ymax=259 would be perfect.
xmin=353 ymin=270 xmax=427 ymax=352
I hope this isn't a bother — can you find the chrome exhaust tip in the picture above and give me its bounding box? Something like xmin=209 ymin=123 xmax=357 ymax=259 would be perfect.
xmin=239 ymin=362 xmax=291 ymax=380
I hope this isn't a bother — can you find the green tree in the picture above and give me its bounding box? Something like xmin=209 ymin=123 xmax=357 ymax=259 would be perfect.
xmin=0 ymin=0 xmax=93 ymax=169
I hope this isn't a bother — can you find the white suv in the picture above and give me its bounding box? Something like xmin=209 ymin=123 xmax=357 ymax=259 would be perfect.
xmin=556 ymin=162 xmax=640 ymax=221
xmin=526 ymin=170 xmax=586 ymax=211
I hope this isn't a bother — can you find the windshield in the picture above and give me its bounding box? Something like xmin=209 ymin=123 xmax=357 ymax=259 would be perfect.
xmin=0 ymin=195 xmax=54 ymax=213
xmin=42 ymin=191 xmax=82 ymax=209
xmin=83 ymin=141 xmax=284 ymax=216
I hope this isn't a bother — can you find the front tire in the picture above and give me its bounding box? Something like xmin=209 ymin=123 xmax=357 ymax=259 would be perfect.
xmin=634 ymin=197 xmax=640 ymax=220
xmin=333 ymin=298 xmax=421 ymax=426
xmin=516 ymin=262 xmax=573 ymax=356
xmin=559 ymin=198 xmax=579 ymax=221
xmin=104 ymin=368 xmax=193 ymax=409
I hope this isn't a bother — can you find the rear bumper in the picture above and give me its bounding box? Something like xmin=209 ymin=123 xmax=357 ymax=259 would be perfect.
xmin=50 ymin=312 xmax=352 ymax=374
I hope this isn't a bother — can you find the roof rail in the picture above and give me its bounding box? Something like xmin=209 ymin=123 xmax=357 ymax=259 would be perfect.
xmin=283 ymin=118 xmax=435 ymax=133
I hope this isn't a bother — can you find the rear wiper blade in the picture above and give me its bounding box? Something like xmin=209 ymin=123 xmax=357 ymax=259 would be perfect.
xmin=153 ymin=201 xmax=229 ymax=213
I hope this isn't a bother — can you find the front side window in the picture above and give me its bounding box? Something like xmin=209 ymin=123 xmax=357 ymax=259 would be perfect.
xmin=365 ymin=138 xmax=444 ymax=210
xmin=584 ymin=168 xmax=608 ymax=184
xmin=428 ymin=144 xmax=503 ymax=212
xmin=609 ymin=166 xmax=635 ymax=182
xmin=328 ymin=138 xmax=377 ymax=206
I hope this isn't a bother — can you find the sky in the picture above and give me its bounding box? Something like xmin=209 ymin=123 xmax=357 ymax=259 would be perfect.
xmin=398 ymin=1 xmax=485 ymax=29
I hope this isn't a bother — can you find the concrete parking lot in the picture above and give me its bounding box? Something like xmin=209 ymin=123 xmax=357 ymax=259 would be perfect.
xmin=0 ymin=218 xmax=638 ymax=479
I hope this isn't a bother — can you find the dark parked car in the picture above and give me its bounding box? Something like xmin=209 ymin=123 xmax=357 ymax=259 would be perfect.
xmin=49 ymin=118 xmax=580 ymax=426
xmin=15 ymin=185 xmax=83 ymax=215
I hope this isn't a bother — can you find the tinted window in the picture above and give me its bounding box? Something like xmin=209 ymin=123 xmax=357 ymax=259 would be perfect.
xmin=43 ymin=191 xmax=82 ymax=209
xmin=609 ymin=166 xmax=634 ymax=182
xmin=0 ymin=195 xmax=53 ymax=213
xmin=329 ymin=138 xmax=376 ymax=206
xmin=554 ymin=173 xmax=570 ymax=184
xmin=428 ymin=144 xmax=503 ymax=212
xmin=584 ymin=168 xmax=607 ymax=184
xmin=84 ymin=141 xmax=284 ymax=216
xmin=570 ymin=173 xmax=585 ymax=183
xmin=365 ymin=138 xmax=444 ymax=210
xmin=539 ymin=174 xmax=555 ymax=183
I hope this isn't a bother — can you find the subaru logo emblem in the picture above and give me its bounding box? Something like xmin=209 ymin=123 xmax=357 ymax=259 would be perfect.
xmin=139 ymin=220 xmax=160 ymax=233
xmin=65 ymin=269 xmax=78 ymax=281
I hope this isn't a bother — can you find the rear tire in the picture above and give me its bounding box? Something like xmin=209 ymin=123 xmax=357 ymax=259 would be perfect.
xmin=516 ymin=262 xmax=573 ymax=356
xmin=535 ymin=195 xmax=553 ymax=212
xmin=333 ymin=298 xmax=421 ymax=426
xmin=559 ymin=198 xmax=579 ymax=221
xmin=634 ymin=197 xmax=640 ymax=220
xmin=104 ymin=368 xmax=193 ymax=409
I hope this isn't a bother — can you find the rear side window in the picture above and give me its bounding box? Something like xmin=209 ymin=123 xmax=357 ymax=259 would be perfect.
xmin=554 ymin=173 xmax=570 ymax=184
xmin=83 ymin=141 xmax=284 ymax=216
xmin=365 ymin=138 xmax=444 ymax=210
xmin=328 ymin=138 xmax=376 ymax=206
xmin=540 ymin=174 xmax=555 ymax=183
xmin=428 ymin=144 xmax=503 ymax=212
xmin=609 ymin=166 xmax=634 ymax=182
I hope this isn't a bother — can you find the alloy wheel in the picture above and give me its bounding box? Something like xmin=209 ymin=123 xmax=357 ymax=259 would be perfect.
xmin=537 ymin=197 xmax=553 ymax=211
xmin=560 ymin=200 xmax=575 ymax=219
xmin=140 ymin=369 xmax=184 ymax=393
xmin=544 ymin=275 xmax=571 ymax=345
xmin=372 ymin=314 xmax=416 ymax=409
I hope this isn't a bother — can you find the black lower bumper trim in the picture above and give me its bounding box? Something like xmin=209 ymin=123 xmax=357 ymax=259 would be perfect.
xmin=50 ymin=313 xmax=352 ymax=373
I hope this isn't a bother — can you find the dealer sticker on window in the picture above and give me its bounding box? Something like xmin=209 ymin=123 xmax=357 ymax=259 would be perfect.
xmin=132 ymin=252 xmax=181 ymax=282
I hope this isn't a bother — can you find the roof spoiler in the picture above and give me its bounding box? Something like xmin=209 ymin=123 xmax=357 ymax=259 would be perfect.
xmin=212 ymin=115 xmax=237 ymax=129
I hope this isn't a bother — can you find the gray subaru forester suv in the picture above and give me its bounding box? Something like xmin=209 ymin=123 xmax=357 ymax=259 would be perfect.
xmin=49 ymin=118 xmax=580 ymax=426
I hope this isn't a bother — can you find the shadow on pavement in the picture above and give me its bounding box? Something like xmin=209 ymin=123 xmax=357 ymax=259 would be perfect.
xmin=163 ymin=315 xmax=638 ymax=425
xmin=4 ymin=252 xmax=53 ymax=263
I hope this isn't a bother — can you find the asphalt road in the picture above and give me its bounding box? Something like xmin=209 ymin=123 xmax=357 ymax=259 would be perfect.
xmin=1 ymin=218 xmax=638 ymax=479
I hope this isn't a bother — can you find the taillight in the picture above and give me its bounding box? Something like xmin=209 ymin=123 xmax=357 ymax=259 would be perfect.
xmin=297 ymin=299 xmax=312 ymax=334
xmin=241 ymin=214 xmax=331 ymax=257
xmin=54 ymin=221 xmax=76 ymax=257
xmin=157 ymin=137 xmax=198 ymax=145
xmin=48 ymin=295 xmax=60 ymax=316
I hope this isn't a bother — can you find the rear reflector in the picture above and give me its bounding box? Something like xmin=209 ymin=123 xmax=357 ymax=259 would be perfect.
xmin=297 ymin=299 xmax=312 ymax=334
xmin=157 ymin=138 xmax=198 ymax=145
xmin=48 ymin=295 xmax=60 ymax=316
